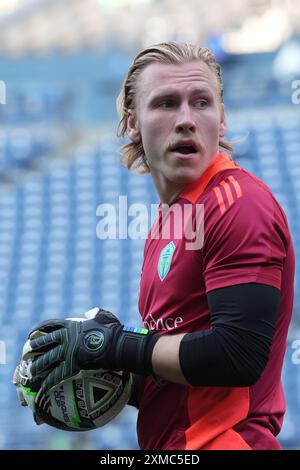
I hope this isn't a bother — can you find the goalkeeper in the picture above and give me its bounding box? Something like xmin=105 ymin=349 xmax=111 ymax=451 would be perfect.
xmin=21 ymin=42 xmax=295 ymax=450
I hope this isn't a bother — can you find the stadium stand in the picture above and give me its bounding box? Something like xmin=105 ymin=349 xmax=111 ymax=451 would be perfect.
xmin=0 ymin=50 xmax=299 ymax=450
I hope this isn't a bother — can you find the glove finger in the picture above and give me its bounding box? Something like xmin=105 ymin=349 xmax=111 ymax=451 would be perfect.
xmin=29 ymin=330 xmax=48 ymax=341
xmin=95 ymin=309 xmax=120 ymax=325
xmin=29 ymin=319 xmax=69 ymax=337
xmin=29 ymin=343 xmax=66 ymax=379
xmin=22 ymin=338 xmax=45 ymax=362
xmin=30 ymin=328 xmax=67 ymax=353
xmin=40 ymin=361 xmax=73 ymax=395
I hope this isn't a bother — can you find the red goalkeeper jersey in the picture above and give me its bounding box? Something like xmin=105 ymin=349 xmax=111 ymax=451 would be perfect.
xmin=137 ymin=151 xmax=295 ymax=450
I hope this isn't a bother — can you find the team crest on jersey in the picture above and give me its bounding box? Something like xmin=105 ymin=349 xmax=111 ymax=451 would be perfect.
xmin=157 ymin=241 xmax=176 ymax=281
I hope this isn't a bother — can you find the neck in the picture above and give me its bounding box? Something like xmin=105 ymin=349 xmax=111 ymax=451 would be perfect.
xmin=151 ymin=173 xmax=186 ymax=205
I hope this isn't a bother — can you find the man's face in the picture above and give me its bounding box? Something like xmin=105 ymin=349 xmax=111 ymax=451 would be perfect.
xmin=127 ymin=60 xmax=227 ymax=202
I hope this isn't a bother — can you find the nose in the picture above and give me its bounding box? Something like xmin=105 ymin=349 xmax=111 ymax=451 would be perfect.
xmin=175 ymin=103 xmax=196 ymax=133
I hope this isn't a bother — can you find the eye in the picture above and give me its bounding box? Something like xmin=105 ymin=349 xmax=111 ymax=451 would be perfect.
xmin=158 ymin=100 xmax=175 ymax=108
xmin=194 ymin=99 xmax=209 ymax=108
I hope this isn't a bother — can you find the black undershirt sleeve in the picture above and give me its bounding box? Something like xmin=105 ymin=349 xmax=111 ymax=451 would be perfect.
xmin=179 ymin=283 xmax=280 ymax=387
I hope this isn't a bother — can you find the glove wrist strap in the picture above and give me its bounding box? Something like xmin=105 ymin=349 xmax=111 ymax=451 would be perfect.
xmin=115 ymin=327 xmax=159 ymax=376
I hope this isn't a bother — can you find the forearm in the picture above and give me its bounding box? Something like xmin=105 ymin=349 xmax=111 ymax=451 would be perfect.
xmin=152 ymin=333 xmax=188 ymax=385
xmin=151 ymin=284 xmax=279 ymax=388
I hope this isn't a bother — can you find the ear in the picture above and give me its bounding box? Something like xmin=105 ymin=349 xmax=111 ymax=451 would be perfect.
xmin=127 ymin=109 xmax=141 ymax=143
xmin=219 ymin=104 xmax=227 ymax=138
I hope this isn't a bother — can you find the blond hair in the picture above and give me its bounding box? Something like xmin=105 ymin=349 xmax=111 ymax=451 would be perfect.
xmin=117 ymin=42 xmax=233 ymax=174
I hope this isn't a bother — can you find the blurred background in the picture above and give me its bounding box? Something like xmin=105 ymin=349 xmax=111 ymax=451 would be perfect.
xmin=0 ymin=0 xmax=299 ymax=450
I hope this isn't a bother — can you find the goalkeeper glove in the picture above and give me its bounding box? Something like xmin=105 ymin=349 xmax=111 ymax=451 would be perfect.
xmin=13 ymin=329 xmax=49 ymax=425
xmin=26 ymin=308 xmax=159 ymax=394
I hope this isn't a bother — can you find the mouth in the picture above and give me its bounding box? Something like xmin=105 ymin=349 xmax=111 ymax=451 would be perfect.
xmin=170 ymin=141 xmax=198 ymax=156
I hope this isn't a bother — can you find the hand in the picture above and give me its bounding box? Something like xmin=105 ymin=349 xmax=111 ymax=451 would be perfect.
xmin=27 ymin=308 xmax=122 ymax=392
xmin=13 ymin=332 xmax=47 ymax=425
xmin=27 ymin=308 xmax=159 ymax=394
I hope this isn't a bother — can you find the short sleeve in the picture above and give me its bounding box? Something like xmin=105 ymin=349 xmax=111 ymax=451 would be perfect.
xmin=202 ymin=191 xmax=288 ymax=293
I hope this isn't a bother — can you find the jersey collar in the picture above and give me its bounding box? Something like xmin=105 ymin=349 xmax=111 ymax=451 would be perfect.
xmin=179 ymin=151 xmax=239 ymax=204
